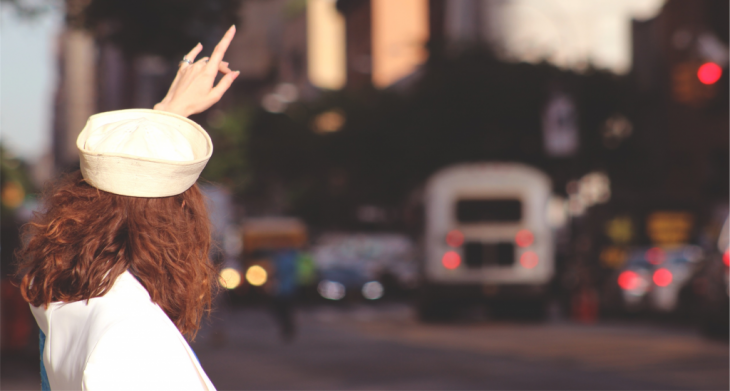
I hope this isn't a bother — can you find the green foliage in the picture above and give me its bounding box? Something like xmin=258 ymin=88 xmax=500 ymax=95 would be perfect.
xmin=201 ymin=108 xmax=251 ymax=196
xmin=81 ymin=0 xmax=241 ymax=58
xmin=246 ymin=47 xmax=628 ymax=227
xmin=0 ymin=144 xmax=37 ymax=218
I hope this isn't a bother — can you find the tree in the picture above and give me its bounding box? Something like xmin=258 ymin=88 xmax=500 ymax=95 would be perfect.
xmin=80 ymin=0 xmax=241 ymax=59
xmin=246 ymin=46 xmax=628 ymax=229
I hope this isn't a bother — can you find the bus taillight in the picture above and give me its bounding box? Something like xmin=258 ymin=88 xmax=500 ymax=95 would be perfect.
xmin=446 ymin=230 xmax=464 ymax=247
xmin=519 ymin=251 xmax=539 ymax=269
xmin=515 ymin=229 xmax=534 ymax=247
xmin=442 ymin=251 xmax=461 ymax=269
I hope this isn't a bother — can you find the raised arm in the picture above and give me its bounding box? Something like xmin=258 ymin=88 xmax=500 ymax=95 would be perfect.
xmin=154 ymin=25 xmax=239 ymax=118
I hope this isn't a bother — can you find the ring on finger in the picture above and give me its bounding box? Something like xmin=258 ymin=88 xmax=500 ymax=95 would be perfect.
xmin=179 ymin=57 xmax=193 ymax=66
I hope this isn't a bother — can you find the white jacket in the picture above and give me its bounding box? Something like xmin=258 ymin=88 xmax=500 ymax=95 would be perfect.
xmin=30 ymin=271 xmax=216 ymax=391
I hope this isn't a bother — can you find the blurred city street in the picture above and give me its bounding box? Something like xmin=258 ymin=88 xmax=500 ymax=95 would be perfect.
xmin=2 ymin=0 xmax=728 ymax=389
xmin=188 ymin=304 xmax=729 ymax=390
xmin=2 ymin=302 xmax=728 ymax=390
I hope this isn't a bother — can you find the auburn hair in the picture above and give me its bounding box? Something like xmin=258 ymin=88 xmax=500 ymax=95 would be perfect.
xmin=16 ymin=171 xmax=218 ymax=338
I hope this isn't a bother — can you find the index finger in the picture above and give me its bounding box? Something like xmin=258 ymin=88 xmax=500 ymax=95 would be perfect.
xmin=207 ymin=25 xmax=236 ymax=69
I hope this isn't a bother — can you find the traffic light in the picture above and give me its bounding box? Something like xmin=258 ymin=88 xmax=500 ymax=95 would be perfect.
xmin=672 ymin=61 xmax=721 ymax=105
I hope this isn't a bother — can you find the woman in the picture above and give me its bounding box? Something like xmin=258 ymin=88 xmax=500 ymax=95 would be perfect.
xmin=15 ymin=26 xmax=239 ymax=390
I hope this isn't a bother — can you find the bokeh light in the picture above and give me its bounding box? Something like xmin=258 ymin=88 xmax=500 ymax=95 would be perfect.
xmin=318 ymin=280 xmax=346 ymax=300
xmin=515 ymin=229 xmax=534 ymax=247
xmin=645 ymin=247 xmax=665 ymax=265
xmin=245 ymin=265 xmax=268 ymax=286
xmin=219 ymin=267 xmax=242 ymax=289
xmin=519 ymin=251 xmax=539 ymax=269
xmin=362 ymin=281 xmax=384 ymax=300
xmin=653 ymin=268 xmax=673 ymax=287
xmin=697 ymin=62 xmax=722 ymax=85
xmin=723 ymin=250 xmax=729 ymax=267
xmin=618 ymin=270 xmax=640 ymax=290
xmin=312 ymin=110 xmax=346 ymax=133
xmin=1 ymin=181 xmax=25 ymax=209
xmin=445 ymin=230 xmax=464 ymax=247
xmin=441 ymin=251 xmax=461 ymax=269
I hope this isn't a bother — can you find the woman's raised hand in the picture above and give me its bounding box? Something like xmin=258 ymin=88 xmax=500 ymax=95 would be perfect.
xmin=154 ymin=25 xmax=239 ymax=117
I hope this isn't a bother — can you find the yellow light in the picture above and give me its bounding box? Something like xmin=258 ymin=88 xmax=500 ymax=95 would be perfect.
xmin=2 ymin=181 xmax=25 ymax=209
xmin=219 ymin=268 xmax=242 ymax=289
xmin=312 ymin=109 xmax=346 ymax=133
xmin=245 ymin=265 xmax=268 ymax=287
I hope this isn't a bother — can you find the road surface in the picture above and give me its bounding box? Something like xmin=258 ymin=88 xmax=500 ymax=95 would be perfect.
xmin=190 ymin=304 xmax=728 ymax=390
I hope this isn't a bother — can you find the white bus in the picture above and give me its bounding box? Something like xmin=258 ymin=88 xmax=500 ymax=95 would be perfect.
xmin=419 ymin=163 xmax=554 ymax=319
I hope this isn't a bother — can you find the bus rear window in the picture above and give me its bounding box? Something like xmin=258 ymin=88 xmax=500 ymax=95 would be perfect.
xmin=456 ymin=199 xmax=522 ymax=223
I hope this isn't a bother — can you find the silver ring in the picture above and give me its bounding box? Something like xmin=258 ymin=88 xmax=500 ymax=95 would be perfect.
xmin=180 ymin=57 xmax=193 ymax=66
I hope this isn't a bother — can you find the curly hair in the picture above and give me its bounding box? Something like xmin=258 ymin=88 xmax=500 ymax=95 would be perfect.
xmin=16 ymin=171 xmax=218 ymax=338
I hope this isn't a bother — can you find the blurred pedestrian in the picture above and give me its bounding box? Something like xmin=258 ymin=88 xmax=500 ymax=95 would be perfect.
xmin=296 ymin=247 xmax=317 ymax=299
xmin=271 ymin=248 xmax=299 ymax=342
xmin=15 ymin=26 xmax=239 ymax=390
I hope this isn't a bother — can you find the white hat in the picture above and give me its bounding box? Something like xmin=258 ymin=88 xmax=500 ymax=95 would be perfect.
xmin=76 ymin=109 xmax=213 ymax=198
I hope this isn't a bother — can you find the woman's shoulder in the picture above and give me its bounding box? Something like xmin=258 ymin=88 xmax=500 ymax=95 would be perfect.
xmin=36 ymin=271 xmax=166 ymax=336
xmin=78 ymin=272 xmax=165 ymax=329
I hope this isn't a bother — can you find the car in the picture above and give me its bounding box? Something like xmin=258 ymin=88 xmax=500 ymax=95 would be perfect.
xmin=678 ymin=217 xmax=729 ymax=337
xmin=317 ymin=267 xmax=385 ymax=302
xmin=614 ymin=245 xmax=703 ymax=314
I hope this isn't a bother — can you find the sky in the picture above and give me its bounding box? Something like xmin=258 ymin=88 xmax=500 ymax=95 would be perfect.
xmin=0 ymin=2 xmax=62 ymax=163
xmin=0 ymin=0 xmax=666 ymax=163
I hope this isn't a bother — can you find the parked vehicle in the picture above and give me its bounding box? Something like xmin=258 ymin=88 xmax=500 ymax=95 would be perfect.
xmin=680 ymin=217 xmax=729 ymax=337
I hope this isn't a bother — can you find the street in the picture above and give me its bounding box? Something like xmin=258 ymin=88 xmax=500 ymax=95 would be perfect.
xmin=191 ymin=304 xmax=729 ymax=390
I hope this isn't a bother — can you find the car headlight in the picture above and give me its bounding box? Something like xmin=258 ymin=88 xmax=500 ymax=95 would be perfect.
xmin=318 ymin=280 xmax=346 ymax=300
xmin=219 ymin=268 xmax=242 ymax=289
xmin=362 ymin=281 xmax=384 ymax=300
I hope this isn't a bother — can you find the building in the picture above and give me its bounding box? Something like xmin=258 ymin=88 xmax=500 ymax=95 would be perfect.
xmin=628 ymin=0 xmax=728 ymax=227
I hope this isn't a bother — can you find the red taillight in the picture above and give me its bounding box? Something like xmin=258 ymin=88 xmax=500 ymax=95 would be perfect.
xmin=723 ymin=250 xmax=729 ymax=267
xmin=442 ymin=251 xmax=461 ymax=269
xmin=446 ymin=230 xmax=464 ymax=247
xmin=653 ymin=268 xmax=673 ymax=287
xmin=645 ymin=247 xmax=665 ymax=265
xmin=698 ymin=62 xmax=722 ymax=85
xmin=519 ymin=251 xmax=539 ymax=269
xmin=515 ymin=229 xmax=534 ymax=247
xmin=618 ymin=270 xmax=639 ymax=290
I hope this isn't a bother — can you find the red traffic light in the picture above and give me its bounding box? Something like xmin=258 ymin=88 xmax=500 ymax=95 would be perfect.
xmin=697 ymin=62 xmax=722 ymax=85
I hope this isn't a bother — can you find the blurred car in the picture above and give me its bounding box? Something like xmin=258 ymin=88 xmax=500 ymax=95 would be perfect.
xmin=680 ymin=251 xmax=729 ymax=337
xmin=613 ymin=245 xmax=703 ymax=314
xmin=222 ymin=217 xmax=308 ymax=302
xmin=679 ymin=217 xmax=729 ymax=337
xmin=312 ymin=233 xmax=417 ymax=296
xmin=317 ymin=267 xmax=385 ymax=302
